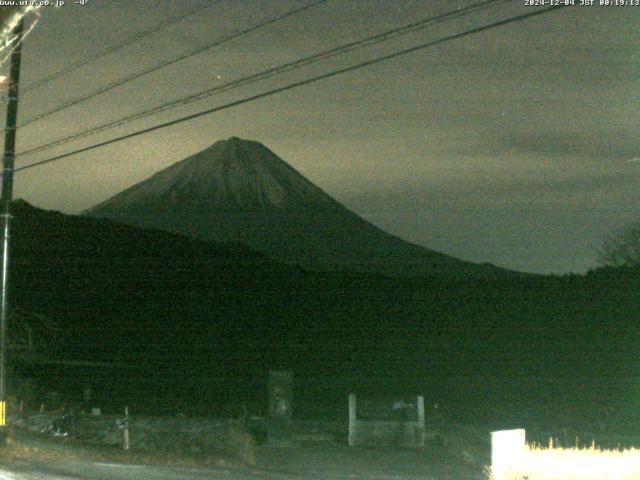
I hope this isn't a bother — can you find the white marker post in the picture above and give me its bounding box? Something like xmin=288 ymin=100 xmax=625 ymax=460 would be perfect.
xmin=348 ymin=394 xmax=357 ymax=446
xmin=491 ymin=429 xmax=526 ymax=480
xmin=123 ymin=406 xmax=130 ymax=450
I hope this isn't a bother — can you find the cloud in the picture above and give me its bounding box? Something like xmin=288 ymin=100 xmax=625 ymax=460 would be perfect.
xmin=491 ymin=131 xmax=640 ymax=162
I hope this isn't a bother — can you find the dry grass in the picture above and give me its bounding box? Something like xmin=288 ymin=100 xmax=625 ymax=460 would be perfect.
xmin=0 ymin=441 xmax=82 ymax=463
xmin=488 ymin=441 xmax=640 ymax=480
xmin=6 ymin=422 xmax=256 ymax=469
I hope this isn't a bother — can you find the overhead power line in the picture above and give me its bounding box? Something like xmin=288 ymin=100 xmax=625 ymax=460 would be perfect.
xmin=10 ymin=0 xmax=329 ymax=131
xmin=18 ymin=0 xmax=508 ymax=158
xmin=15 ymin=5 xmax=568 ymax=174
xmin=0 ymin=9 xmax=40 ymax=71
xmin=17 ymin=0 xmax=218 ymax=96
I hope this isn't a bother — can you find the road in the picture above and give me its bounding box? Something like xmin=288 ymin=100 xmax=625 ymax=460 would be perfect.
xmin=0 ymin=460 xmax=460 ymax=480
xmin=0 ymin=459 xmax=287 ymax=480
xmin=0 ymin=425 xmax=487 ymax=480
xmin=0 ymin=444 xmax=486 ymax=480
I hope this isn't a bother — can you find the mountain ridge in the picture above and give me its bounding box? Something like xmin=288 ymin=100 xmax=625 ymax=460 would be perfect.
xmin=85 ymin=137 xmax=514 ymax=278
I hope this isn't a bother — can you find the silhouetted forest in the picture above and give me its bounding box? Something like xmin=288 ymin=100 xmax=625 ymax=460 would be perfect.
xmin=8 ymin=201 xmax=640 ymax=432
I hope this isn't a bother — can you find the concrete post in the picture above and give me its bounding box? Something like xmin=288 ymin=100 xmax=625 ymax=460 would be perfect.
xmin=491 ymin=429 xmax=526 ymax=480
xmin=348 ymin=393 xmax=356 ymax=446
xmin=416 ymin=395 xmax=425 ymax=447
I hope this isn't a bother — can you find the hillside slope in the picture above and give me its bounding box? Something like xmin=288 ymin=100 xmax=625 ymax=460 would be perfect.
xmin=85 ymin=137 xmax=509 ymax=278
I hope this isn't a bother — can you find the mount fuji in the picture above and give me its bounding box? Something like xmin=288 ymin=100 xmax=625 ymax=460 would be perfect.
xmin=85 ymin=137 xmax=506 ymax=277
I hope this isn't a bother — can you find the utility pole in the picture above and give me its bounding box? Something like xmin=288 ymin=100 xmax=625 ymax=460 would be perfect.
xmin=0 ymin=18 xmax=24 ymax=446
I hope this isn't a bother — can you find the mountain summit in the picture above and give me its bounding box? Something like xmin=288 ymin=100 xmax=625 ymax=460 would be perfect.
xmin=96 ymin=137 xmax=338 ymax=212
xmin=85 ymin=137 xmax=503 ymax=277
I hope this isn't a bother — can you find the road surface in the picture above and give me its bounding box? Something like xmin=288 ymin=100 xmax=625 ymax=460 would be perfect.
xmin=0 ymin=443 xmax=486 ymax=479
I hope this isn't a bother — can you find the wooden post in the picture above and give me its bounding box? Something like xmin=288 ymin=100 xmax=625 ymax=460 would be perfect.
xmin=123 ymin=406 xmax=129 ymax=450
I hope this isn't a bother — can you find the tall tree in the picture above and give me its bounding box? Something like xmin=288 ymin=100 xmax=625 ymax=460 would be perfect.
xmin=598 ymin=222 xmax=640 ymax=267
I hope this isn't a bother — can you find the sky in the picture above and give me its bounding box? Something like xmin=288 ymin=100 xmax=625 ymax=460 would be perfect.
xmin=2 ymin=0 xmax=639 ymax=274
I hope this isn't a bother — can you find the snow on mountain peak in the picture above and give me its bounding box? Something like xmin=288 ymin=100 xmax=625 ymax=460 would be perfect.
xmin=85 ymin=137 xmax=499 ymax=277
xmin=89 ymin=137 xmax=338 ymax=213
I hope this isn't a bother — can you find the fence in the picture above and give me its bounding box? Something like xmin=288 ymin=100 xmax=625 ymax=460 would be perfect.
xmin=348 ymin=393 xmax=425 ymax=447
